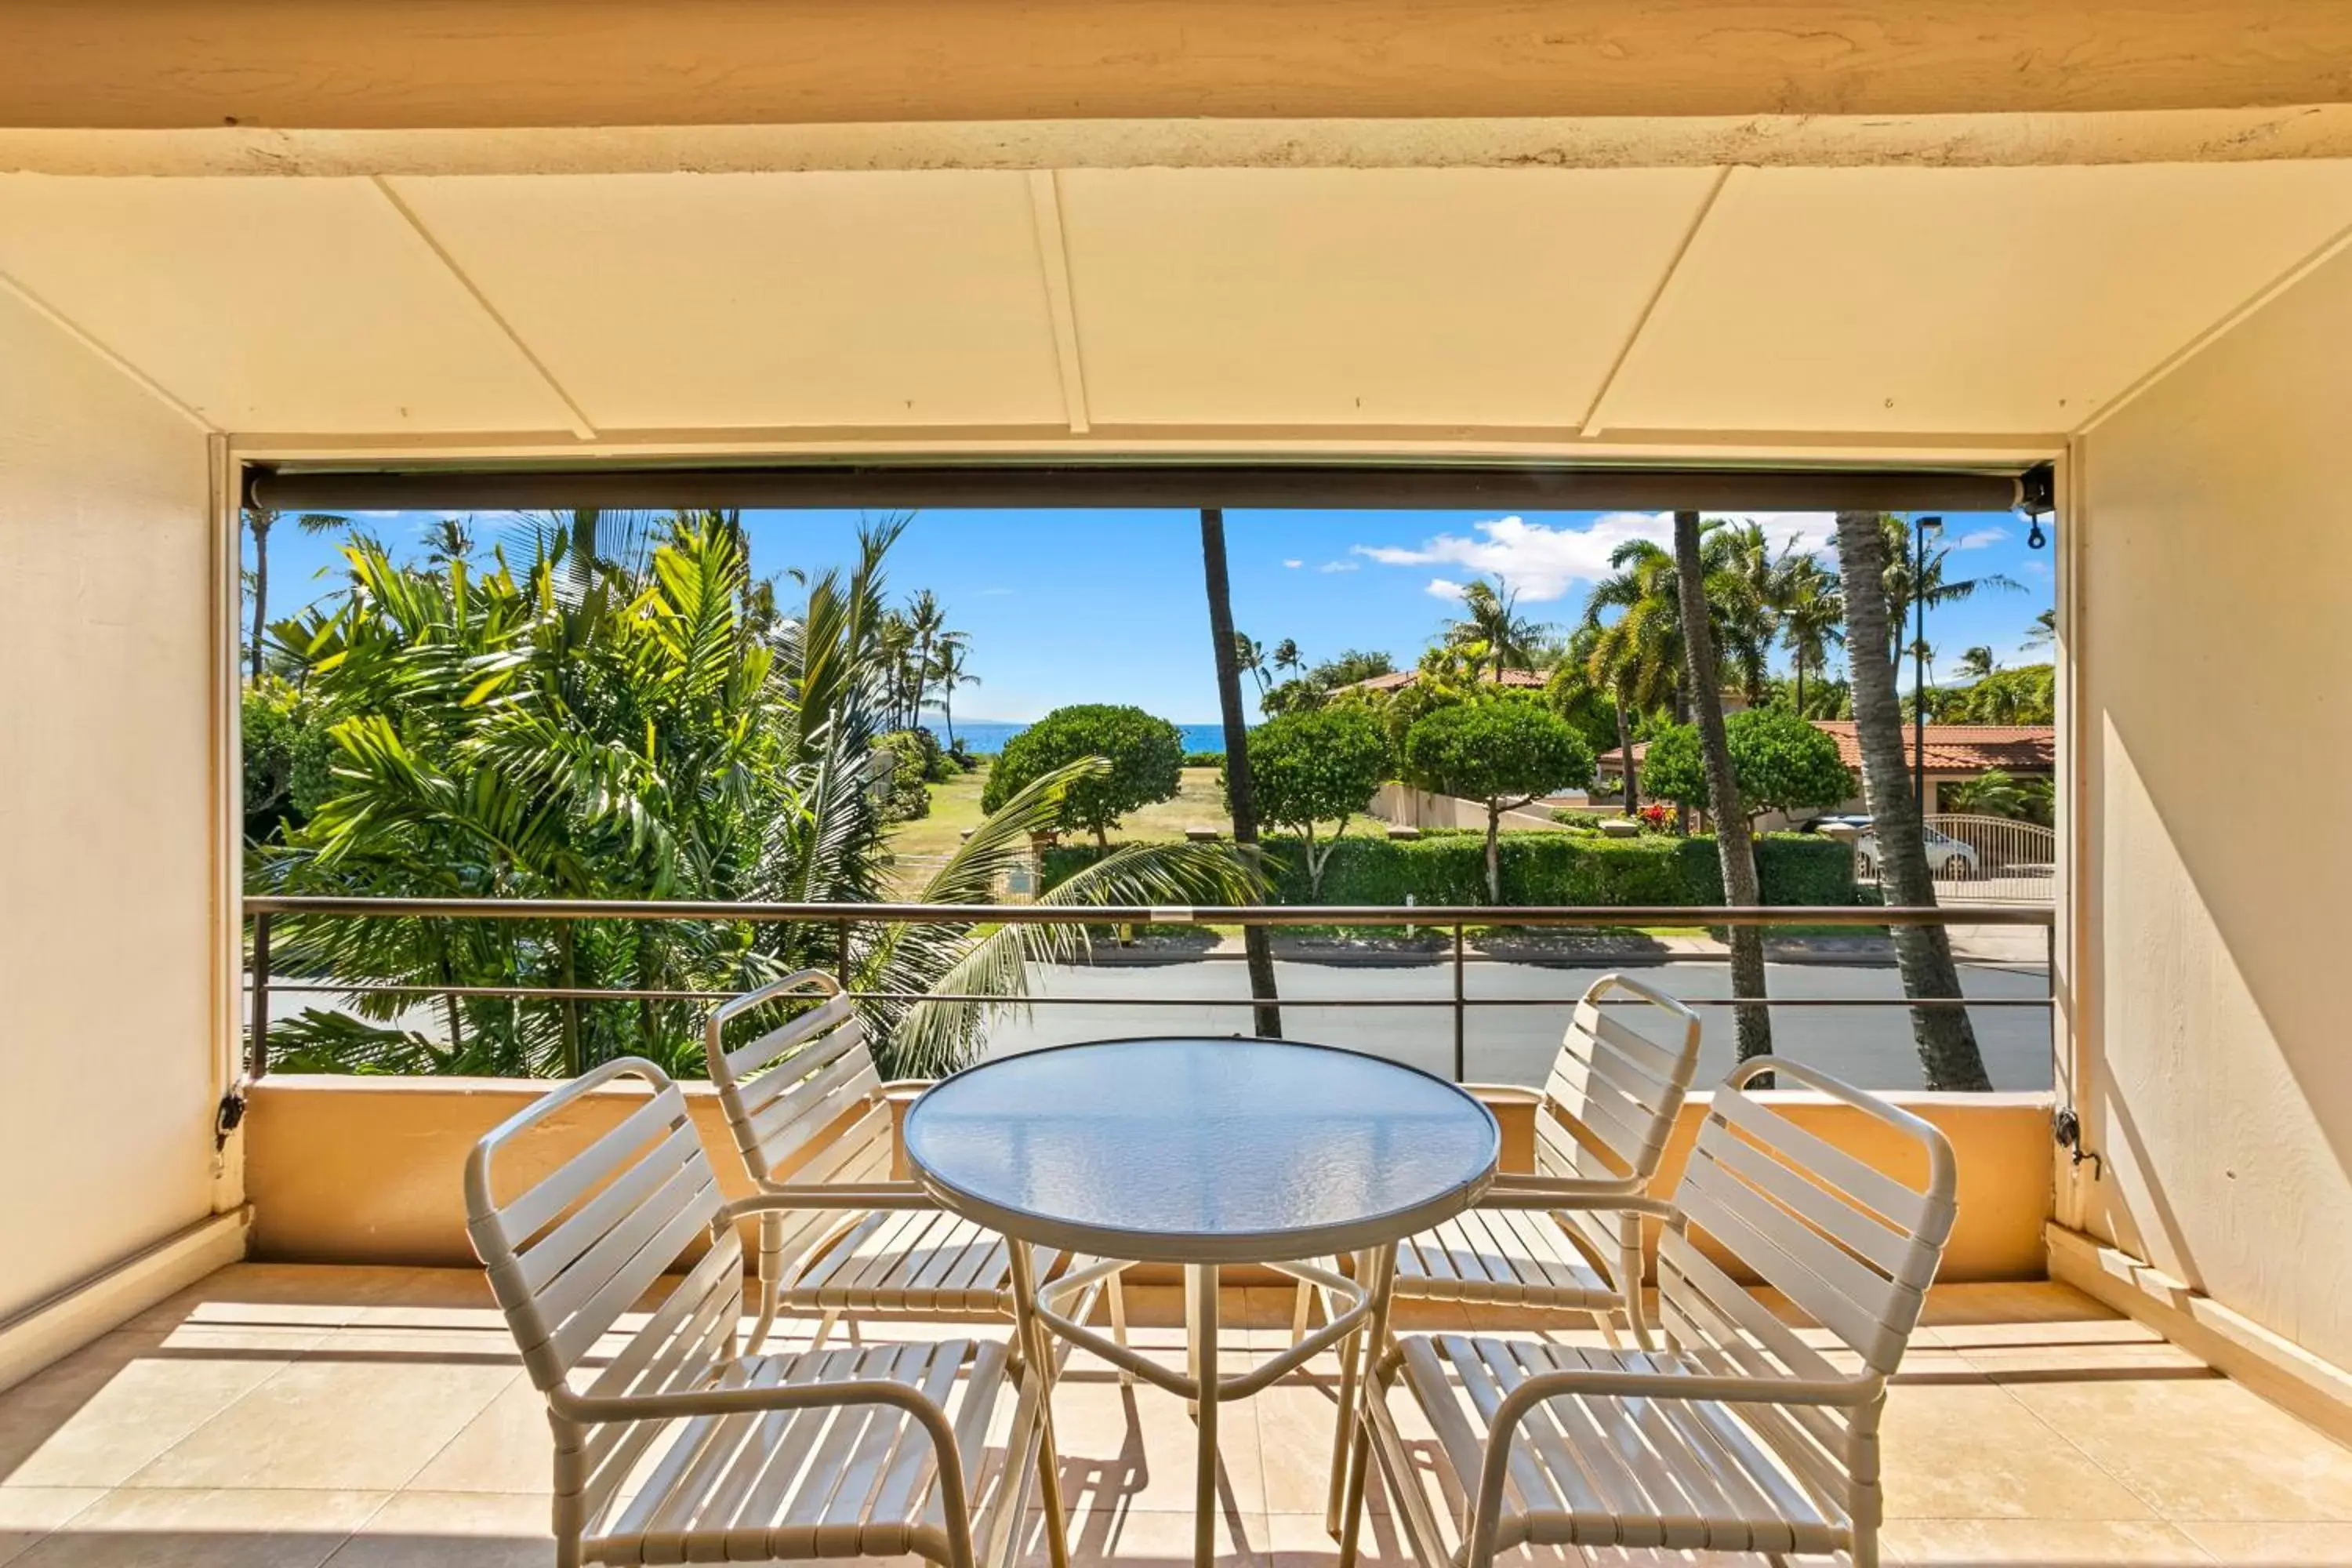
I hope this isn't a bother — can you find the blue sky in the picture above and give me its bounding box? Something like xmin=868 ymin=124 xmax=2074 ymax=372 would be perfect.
xmin=257 ymin=506 xmax=2053 ymax=723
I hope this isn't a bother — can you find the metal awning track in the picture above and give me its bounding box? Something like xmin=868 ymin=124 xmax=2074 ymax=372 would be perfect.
xmin=243 ymin=459 xmax=2050 ymax=514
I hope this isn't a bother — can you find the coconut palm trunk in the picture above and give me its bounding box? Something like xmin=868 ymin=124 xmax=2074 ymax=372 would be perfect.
xmin=1200 ymin=507 xmax=1282 ymax=1037
xmin=246 ymin=508 xmax=274 ymax=682
xmin=1672 ymin=511 xmax=1772 ymax=1062
xmin=1612 ymin=682 xmax=1639 ymax=815
xmin=1834 ymin=510 xmax=1992 ymax=1091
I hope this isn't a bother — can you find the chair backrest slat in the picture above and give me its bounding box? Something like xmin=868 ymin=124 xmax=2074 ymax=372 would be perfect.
xmin=1662 ymin=1058 xmax=1958 ymax=1386
xmin=466 ymin=1058 xmax=734 ymax=1394
xmin=1536 ymin=975 xmax=1703 ymax=1185
xmin=705 ymin=972 xmax=888 ymax=1189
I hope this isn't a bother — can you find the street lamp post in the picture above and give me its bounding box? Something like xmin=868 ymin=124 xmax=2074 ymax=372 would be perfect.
xmin=1912 ymin=515 xmax=1943 ymax=818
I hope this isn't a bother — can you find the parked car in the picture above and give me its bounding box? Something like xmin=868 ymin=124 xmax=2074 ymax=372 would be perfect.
xmin=1856 ymin=822 xmax=1980 ymax=879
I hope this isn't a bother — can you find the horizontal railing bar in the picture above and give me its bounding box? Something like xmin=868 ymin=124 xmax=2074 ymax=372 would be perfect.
xmin=243 ymin=895 xmax=2052 ymax=927
xmin=250 ymin=981 xmax=2044 ymax=1008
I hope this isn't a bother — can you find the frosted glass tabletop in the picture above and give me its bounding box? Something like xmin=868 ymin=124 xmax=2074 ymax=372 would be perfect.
xmin=902 ymin=1037 xmax=1500 ymax=1264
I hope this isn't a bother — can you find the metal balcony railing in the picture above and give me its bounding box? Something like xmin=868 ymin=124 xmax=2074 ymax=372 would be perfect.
xmin=241 ymin=897 xmax=2055 ymax=1085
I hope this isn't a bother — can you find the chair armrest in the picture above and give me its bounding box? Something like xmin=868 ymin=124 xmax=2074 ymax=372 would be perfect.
xmin=717 ymin=1183 xmax=935 ymax=1223
xmin=547 ymin=1370 xmax=978 ymax=1561
xmin=1475 ymin=1185 xmax=1685 ymax=1223
xmin=1462 ymin=1363 xmax=1877 ymax=1563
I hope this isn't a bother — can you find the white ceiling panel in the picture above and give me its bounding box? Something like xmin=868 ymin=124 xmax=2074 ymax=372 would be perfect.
xmin=1593 ymin=162 xmax=2352 ymax=435
xmin=0 ymin=176 xmax=579 ymax=433
xmin=386 ymin=172 xmax=1071 ymax=431
xmin=1055 ymin=167 xmax=1721 ymax=427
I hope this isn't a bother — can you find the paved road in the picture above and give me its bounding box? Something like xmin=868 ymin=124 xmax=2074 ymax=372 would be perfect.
xmin=981 ymin=955 xmax=2053 ymax=1093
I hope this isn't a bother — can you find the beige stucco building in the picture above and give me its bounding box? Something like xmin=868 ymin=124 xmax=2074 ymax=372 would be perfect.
xmin=2 ymin=2 xmax=2350 ymax=1541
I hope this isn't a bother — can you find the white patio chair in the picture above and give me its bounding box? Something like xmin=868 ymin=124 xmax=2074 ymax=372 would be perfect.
xmin=1341 ymin=1056 xmax=1957 ymax=1568
xmin=705 ymin=971 xmax=1130 ymax=1356
xmin=1293 ymin=973 xmax=1702 ymax=1348
xmin=466 ymin=1056 xmax=1068 ymax=1568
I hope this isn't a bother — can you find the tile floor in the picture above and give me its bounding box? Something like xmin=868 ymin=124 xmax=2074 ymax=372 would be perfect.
xmin=0 ymin=1266 xmax=2347 ymax=1566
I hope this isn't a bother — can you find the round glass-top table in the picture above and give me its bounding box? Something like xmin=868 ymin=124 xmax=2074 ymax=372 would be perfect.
xmin=904 ymin=1037 xmax=1499 ymax=1568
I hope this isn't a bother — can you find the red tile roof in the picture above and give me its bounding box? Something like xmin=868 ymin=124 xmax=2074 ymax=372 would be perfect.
xmin=1599 ymin=720 xmax=2053 ymax=775
xmin=1340 ymin=667 xmax=1548 ymax=693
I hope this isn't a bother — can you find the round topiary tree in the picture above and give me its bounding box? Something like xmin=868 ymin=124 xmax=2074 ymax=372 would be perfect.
xmin=981 ymin=704 xmax=1185 ymax=847
xmin=1401 ymin=699 xmax=1595 ymax=902
xmin=1640 ymin=709 xmax=1855 ymax=826
xmin=1228 ymin=705 xmax=1394 ymax=898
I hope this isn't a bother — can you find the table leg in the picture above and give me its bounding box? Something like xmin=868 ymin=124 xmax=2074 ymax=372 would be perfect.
xmin=1324 ymin=1247 xmax=1370 ymax=1535
xmin=1338 ymin=1245 xmax=1396 ymax=1568
xmin=1009 ymin=1241 xmax=1072 ymax=1568
xmin=1188 ymin=1260 xmax=1219 ymax=1568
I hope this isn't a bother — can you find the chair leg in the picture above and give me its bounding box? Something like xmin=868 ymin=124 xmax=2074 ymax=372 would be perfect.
xmin=810 ymin=1308 xmax=840 ymax=1352
xmin=846 ymin=1315 xmax=863 ymax=1347
xmin=1290 ymin=1277 xmax=1314 ymax=1345
xmin=745 ymin=1214 xmax=784 ymax=1355
xmin=1106 ymin=1269 xmax=1133 ymax=1387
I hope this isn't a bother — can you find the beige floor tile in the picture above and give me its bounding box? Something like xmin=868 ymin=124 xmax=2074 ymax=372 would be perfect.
xmin=125 ymin=1265 xmax=414 ymax=1333
xmin=1878 ymin=1383 xmax=2156 ymax=1521
xmin=1047 ymin=1371 xmax=1267 ymax=1519
xmin=2179 ymin=1521 xmax=2352 ymax=1566
xmin=0 ymin=1332 xmax=310 ymax=1489
xmin=321 ymin=1491 xmax=551 ymax=1568
xmin=1882 ymin=1516 xmax=2213 ymax=1566
xmin=0 ymin=1488 xmax=105 ymax=1568
xmin=1033 ymin=1501 xmax=1269 ymax=1566
xmin=1915 ymin=1280 xmax=2125 ymax=1332
xmin=8 ymin=1486 xmax=386 ymax=1568
xmin=1265 ymin=1509 xmax=1426 ymax=1568
xmin=128 ymin=1353 xmax=523 ymax=1493
xmin=1250 ymin=1378 xmax=1352 ymax=1516
xmin=401 ymin=1377 xmax=554 ymax=1495
xmin=2010 ymin=1374 xmax=2352 ymax=1522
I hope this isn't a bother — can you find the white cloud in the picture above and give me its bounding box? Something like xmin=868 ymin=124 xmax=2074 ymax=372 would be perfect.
xmin=1283 ymin=558 xmax=1305 ymax=569
xmin=1317 ymin=560 xmax=1359 ymax=574
xmin=1951 ymin=527 xmax=2008 ymax=551
xmin=2020 ymin=560 xmax=2051 ymax=580
xmin=1425 ymin=578 xmax=1467 ymax=601
xmin=1354 ymin=511 xmax=1839 ymax=601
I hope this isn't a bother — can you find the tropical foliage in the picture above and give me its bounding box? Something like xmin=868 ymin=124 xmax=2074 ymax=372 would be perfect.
xmin=979 ymin=703 xmax=1185 ymax=846
xmin=1400 ymin=699 xmax=1595 ymax=901
xmin=1231 ymin=706 xmax=1394 ymax=897
xmin=1639 ymin=710 xmax=1855 ymax=824
xmin=250 ymin=515 xmax=1252 ymax=1080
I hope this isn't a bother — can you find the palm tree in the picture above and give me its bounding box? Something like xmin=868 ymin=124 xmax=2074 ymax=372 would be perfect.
xmin=257 ymin=515 xmax=1254 ymax=1080
xmin=927 ymin=636 xmax=979 ymax=745
xmin=1715 ymin=522 xmax=1802 ymax=702
xmin=1877 ymin=514 xmax=2024 ymax=670
xmin=1234 ymin=634 xmax=1272 ymax=698
xmin=1833 ymin=510 xmax=1992 ymax=1091
xmin=1673 ymin=510 xmax=1772 ymax=1063
xmin=1446 ymin=579 xmax=1548 ymax=676
xmin=1956 ymin=645 xmax=1998 ymax=683
xmin=1581 ymin=524 xmax=1770 ymax=726
xmin=1203 ymin=513 xmax=1282 ymax=1036
xmin=2023 ymin=606 xmax=2057 ymax=650
xmin=904 ymin=589 xmax=956 ymax=726
xmin=1779 ymin=558 xmax=1846 ymax=717
xmin=243 ymin=507 xmax=348 ymax=681
xmin=1271 ymin=637 xmax=1305 ymax=679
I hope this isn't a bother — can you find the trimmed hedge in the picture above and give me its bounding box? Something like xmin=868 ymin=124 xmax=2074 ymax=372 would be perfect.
xmin=1181 ymin=750 xmax=1226 ymax=769
xmin=1040 ymin=830 xmax=1855 ymax=908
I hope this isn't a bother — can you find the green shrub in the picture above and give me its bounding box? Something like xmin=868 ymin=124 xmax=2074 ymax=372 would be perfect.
xmin=1230 ymin=706 xmax=1392 ymax=897
xmin=1401 ymin=699 xmax=1595 ymax=901
xmin=1640 ymin=710 xmax=1854 ymax=821
xmin=982 ymin=704 xmax=1184 ymax=844
xmin=1182 ymin=750 xmax=1226 ymax=769
xmin=1043 ymin=829 xmax=1853 ymax=908
xmin=874 ymin=731 xmax=934 ymax=822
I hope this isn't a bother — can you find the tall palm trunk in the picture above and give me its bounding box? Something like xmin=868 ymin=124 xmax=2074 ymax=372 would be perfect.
xmin=246 ymin=509 xmax=273 ymax=682
xmin=1201 ymin=508 xmax=1281 ymax=1037
xmin=1613 ymin=684 xmax=1639 ymax=815
xmin=1793 ymin=655 xmax=1806 ymax=718
xmin=1834 ymin=510 xmax=1992 ymax=1091
xmin=1673 ymin=511 xmax=1772 ymax=1062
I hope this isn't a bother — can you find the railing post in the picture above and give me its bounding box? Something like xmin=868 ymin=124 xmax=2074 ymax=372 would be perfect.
xmin=248 ymin=909 xmax=271 ymax=1080
xmin=1452 ymin=923 xmax=1466 ymax=1083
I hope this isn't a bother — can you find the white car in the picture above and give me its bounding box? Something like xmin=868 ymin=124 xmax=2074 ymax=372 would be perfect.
xmin=1856 ymin=822 xmax=1980 ymax=880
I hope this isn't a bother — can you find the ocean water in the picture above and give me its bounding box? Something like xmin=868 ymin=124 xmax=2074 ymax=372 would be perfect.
xmin=942 ymin=720 xmax=1230 ymax=756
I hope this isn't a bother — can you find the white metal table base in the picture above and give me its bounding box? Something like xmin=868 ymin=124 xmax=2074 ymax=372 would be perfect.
xmin=1014 ymin=1250 xmax=1392 ymax=1568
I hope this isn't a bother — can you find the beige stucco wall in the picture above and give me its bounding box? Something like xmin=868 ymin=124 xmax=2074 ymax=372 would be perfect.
xmin=0 ymin=285 xmax=220 ymax=1322
xmin=243 ymin=1075 xmax=2049 ymax=1284
xmin=2073 ymin=241 xmax=2352 ymax=1370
